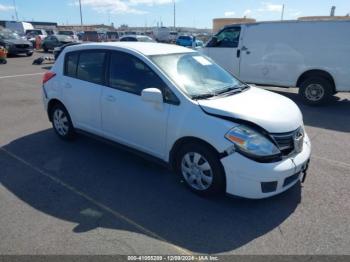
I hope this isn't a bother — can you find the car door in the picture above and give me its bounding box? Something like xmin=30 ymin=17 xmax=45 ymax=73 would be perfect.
xmin=201 ymin=26 xmax=241 ymax=77
xmin=62 ymin=50 xmax=107 ymax=134
xmin=101 ymin=51 xmax=173 ymax=158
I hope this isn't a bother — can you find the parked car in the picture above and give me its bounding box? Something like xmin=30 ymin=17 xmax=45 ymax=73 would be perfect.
xmin=42 ymin=42 xmax=311 ymax=199
xmin=41 ymin=35 xmax=74 ymax=52
xmin=119 ymin=35 xmax=155 ymax=42
xmin=25 ymin=29 xmax=47 ymax=46
xmin=202 ymin=20 xmax=350 ymax=105
xmin=169 ymin=31 xmax=178 ymax=43
xmin=153 ymin=27 xmax=171 ymax=42
xmin=44 ymin=29 xmax=57 ymax=36
xmin=176 ymin=35 xmax=202 ymax=48
xmin=82 ymin=31 xmax=99 ymax=42
xmin=53 ymin=42 xmax=82 ymax=60
xmin=0 ymin=30 xmax=33 ymax=56
xmin=106 ymin=31 xmax=119 ymax=41
xmin=58 ymin=30 xmax=79 ymax=41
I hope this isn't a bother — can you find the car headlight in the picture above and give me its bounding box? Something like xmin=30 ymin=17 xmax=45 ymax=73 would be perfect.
xmin=225 ymin=125 xmax=281 ymax=158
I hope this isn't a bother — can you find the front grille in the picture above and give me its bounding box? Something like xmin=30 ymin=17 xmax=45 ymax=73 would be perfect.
xmin=271 ymin=131 xmax=295 ymax=156
xmin=15 ymin=44 xmax=29 ymax=49
xmin=271 ymin=127 xmax=304 ymax=156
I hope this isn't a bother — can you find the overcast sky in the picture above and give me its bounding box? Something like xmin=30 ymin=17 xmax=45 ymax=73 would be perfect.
xmin=0 ymin=0 xmax=349 ymax=28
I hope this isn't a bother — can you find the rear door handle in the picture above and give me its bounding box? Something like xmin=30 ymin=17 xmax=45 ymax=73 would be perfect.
xmin=241 ymin=46 xmax=248 ymax=51
xmin=106 ymin=95 xmax=116 ymax=102
xmin=64 ymin=83 xmax=72 ymax=89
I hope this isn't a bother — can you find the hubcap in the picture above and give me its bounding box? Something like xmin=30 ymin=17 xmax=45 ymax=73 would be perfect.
xmin=53 ymin=109 xmax=69 ymax=136
xmin=305 ymin=84 xmax=325 ymax=102
xmin=181 ymin=152 xmax=213 ymax=191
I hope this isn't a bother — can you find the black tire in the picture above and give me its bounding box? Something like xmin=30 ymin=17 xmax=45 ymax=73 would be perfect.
xmin=42 ymin=46 xmax=48 ymax=53
xmin=26 ymin=52 xmax=33 ymax=57
xmin=50 ymin=103 xmax=75 ymax=140
xmin=175 ymin=142 xmax=226 ymax=196
xmin=299 ymin=76 xmax=333 ymax=106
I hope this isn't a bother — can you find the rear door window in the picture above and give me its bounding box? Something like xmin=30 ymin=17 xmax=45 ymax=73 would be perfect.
xmin=76 ymin=51 xmax=106 ymax=85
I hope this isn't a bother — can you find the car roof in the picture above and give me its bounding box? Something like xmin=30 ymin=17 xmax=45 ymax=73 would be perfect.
xmin=65 ymin=42 xmax=195 ymax=56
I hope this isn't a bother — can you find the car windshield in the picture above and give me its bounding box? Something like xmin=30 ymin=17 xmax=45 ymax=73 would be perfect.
xmin=0 ymin=31 xmax=20 ymax=40
xmin=56 ymin=35 xmax=72 ymax=41
xmin=151 ymin=53 xmax=246 ymax=99
xmin=26 ymin=30 xmax=41 ymax=36
xmin=179 ymin=36 xmax=191 ymax=40
xmin=59 ymin=31 xmax=73 ymax=36
xmin=138 ymin=36 xmax=154 ymax=42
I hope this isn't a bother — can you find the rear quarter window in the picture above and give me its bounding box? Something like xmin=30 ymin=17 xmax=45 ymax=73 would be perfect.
xmin=64 ymin=52 xmax=79 ymax=78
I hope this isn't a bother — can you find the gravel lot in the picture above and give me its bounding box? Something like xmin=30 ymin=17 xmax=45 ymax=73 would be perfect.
xmin=0 ymin=52 xmax=349 ymax=255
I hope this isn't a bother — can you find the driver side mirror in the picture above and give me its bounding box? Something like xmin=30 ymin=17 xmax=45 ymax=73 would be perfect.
xmin=141 ymin=88 xmax=164 ymax=109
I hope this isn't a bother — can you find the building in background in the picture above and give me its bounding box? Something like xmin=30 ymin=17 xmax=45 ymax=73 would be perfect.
xmin=213 ymin=18 xmax=256 ymax=33
xmin=298 ymin=16 xmax=350 ymax=21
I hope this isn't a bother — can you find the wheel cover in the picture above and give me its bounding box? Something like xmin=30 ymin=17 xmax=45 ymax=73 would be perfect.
xmin=305 ymin=84 xmax=325 ymax=102
xmin=53 ymin=109 xmax=69 ymax=136
xmin=181 ymin=152 xmax=213 ymax=191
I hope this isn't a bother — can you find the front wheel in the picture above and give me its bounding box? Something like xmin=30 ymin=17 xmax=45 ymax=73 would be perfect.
xmin=51 ymin=104 xmax=75 ymax=140
xmin=175 ymin=143 xmax=226 ymax=196
xmin=299 ymin=77 xmax=333 ymax=106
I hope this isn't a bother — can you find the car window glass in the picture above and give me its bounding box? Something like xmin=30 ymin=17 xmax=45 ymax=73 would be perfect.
xmin=77 ymin=51 xmax=106 ymax=84
xmin=213 ymin=27 xmax=241 ymax=48
xmin=109 ymin=52 xmax=166 ymax=96
xmin=65 ymin=52 xmax=79 ymax=78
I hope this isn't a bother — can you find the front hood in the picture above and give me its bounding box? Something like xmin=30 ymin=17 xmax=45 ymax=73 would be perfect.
xmin=198 ymin=87 xmax=303 ymax=133
xmin=4 ymin=39 xmax=32 ymax=45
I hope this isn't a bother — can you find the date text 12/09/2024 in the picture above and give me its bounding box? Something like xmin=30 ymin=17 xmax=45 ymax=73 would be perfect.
xmin=127 ymin=256 xmax=219 ymax=261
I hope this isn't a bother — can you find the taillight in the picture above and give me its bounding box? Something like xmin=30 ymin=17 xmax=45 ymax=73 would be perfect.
xmin=42 ymin=71 xmax=56 ymax=84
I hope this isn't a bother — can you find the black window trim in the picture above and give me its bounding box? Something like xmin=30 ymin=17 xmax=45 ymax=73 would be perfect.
xmin=106 ymin=50 xmax=180 ymax=106
xmin=64 ymin=49 xmax=108 ymax=86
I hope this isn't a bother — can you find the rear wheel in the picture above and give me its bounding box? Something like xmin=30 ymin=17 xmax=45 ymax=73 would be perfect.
xmin=299 ymin=77 xmax=333 ymax=105
xmin=42 ymin=45 xmax=48 ymax=53
xmin=26 ymin=52 xmax=33 ymax=57
xmin=175 ymin=143 xmax=225 ymax=196
xmin=51 ymin=104 xmax=75 ymax=140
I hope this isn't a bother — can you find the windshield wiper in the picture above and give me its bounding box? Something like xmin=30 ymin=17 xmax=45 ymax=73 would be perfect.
xmin=216 ymin=84 xmax=250 ymax=97
xmin=191 ymin=93 xmax=216 ymax=100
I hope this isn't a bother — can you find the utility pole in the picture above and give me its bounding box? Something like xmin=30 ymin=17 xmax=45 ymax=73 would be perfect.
xmin=12 ymin=0 xmax=18 ymax=21
xmin=173 ymin=0 xmax=176 ymax=31
xmin=79 ymin=0 xmax=83 ymax=26
xmin=281 ymin=4 xmax=285 ymax=20
xmin=330 ymin=6 xmax=336 ymax=16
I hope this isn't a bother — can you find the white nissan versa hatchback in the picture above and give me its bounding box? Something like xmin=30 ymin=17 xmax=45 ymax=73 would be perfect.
xmin=42 ymin=42 xmax=311 ymax=199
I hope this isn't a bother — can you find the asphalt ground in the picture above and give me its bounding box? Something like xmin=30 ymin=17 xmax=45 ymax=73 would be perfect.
xmin=0 ymin=52 xmax=349 ymax=255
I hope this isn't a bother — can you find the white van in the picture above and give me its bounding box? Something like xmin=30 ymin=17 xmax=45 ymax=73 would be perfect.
xmin=201 ymin=20 xmax=350 ymax=105
xmin=5 ymin=21 xmax=34 ymax=35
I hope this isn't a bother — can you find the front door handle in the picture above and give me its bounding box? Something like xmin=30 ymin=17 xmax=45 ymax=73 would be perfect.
xmin=106 ymin=95 xmax=116 ymax=102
